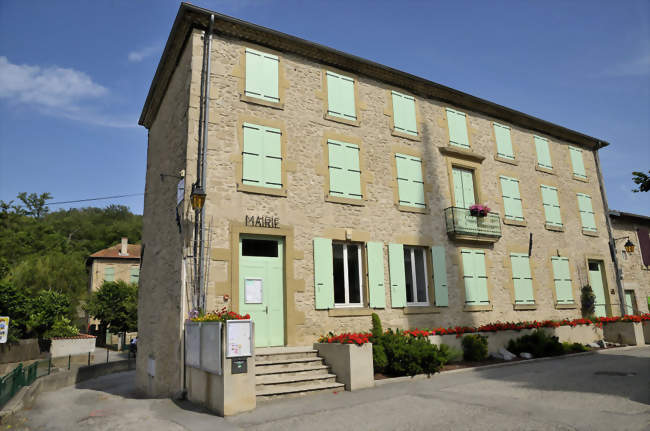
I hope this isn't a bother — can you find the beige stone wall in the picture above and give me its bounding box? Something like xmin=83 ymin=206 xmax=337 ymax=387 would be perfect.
xmin=136 ymin=30 xmax=195 ymax=397
xmin=610 ymin=217 xmax=650 ymax=314
xmin=89 ymin=259 xmax=140 ymax=292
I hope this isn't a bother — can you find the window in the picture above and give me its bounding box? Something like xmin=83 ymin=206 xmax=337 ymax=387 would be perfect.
xmin=326 ymin=71 xmax=356 ymax=121
xmin=577 ymin=193 xmax=597 ymax=232
xmin=328 ymin=140 xmax=362 ymax=200
xmin=452 ymin=167 xmax=476 ymax=209
xmin=500 ymin=176 xmax=524 ymax=221
xmin=395 ymin=153 xmax=425 ymax=208
xmin=446 ymin=108 xmax=470 ymax=148
xmin=461 ymin=249 xmax=489 ymax=306
xmin=392 ymin=91 xmax=417 ymax=136
xmin=130 ymin=267 xmax=140 ymax=284
xmin=104 ymin=267 xmax=114 ymax=282
xmin=242 ymin=123 xmax=282 ymax=189
xmin=541 ymin=185 xmax=562 ymax=227
xmin=569 ymin=146 xmax=587 ymax=180
xmin=551 ymin=257 xmax=574 ymax=304
xmin=510 ymin=253 xmax=534 ymax=305
xmin=534 ymin=136 xmax=553 ymax=170
xmin=403 ymin=247 xmax=429 ymax=305
xmin=332 ymin=243 xmax=363 ymax=307
xmin=242 ymin=239 xmax=278 ymax=257
xmin=494 ymin=123 xmax=514 ymax=160
xmin=244 ymin=48 xmax=279 ymax=103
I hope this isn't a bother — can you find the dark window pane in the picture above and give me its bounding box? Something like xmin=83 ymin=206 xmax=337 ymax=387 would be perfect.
xmin=347 ymin=245 xmax=361 ymax=304
xmin=333 ymin=244 xmax=345 ymax=304
xmin=415 ymin=249 xmax=427 ymax=303
xmin=404 ymin=248 xmax=414 ymax=303
xmin=242 ymin=239 xmax=278 ymax=257
xmin=588 ymin=262 xmax=599 ymax=271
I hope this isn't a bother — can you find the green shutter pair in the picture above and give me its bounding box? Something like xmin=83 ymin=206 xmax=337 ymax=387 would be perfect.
xmin=535 ymin=136 xmax=553 ymax=170
xmin=510 ymin=253 xmax=534 ymax=304
xmin=541 ymin=185 xmax=562 ymax=227
xmin=245 ymin=48 xmax=279 ymax=102
xmin=452 ymin=167 xmax=476 ymax=209
xmin=326 ymin=71 xmax=356 ymax=120
xmin=461 ymin=249 xmax=489 ymax=305
xmin=494 ymin=123 xmax=514 ymax=160
xmin=104 ymin=267 xmax=115 ymax=282
xmin=500 ymin=176 xmax=524 ymax=221
xmin=395 ymin=154 xmax=425 ymax=208
xmin=392 ymin=91 xmax=417 ymax=136
xmin=328 ymin=140 xmax=362 ymax=199
xmin=577 ymin=193 xmax=597 ymax=232
xmin=130 ymin=267 xmax=140 ymax=284
xmin=551 ymin=257 xmax=574 ymax=304
xmin=447 ymin=108 xmax=470 ymax=148
xmin=569 ymin=146 xmax=587 ymax=179
xmin=242 ymin=123 xmax=282 ymax=189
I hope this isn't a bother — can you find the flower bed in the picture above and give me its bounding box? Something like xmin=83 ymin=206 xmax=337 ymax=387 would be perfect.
xmin=317 ymin=332 xmax=372 ymax=345
xmin=189 ymin=307 xmax=250 ymax=322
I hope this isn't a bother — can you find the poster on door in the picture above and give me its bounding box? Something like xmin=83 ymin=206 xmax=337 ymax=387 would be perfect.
xmin=0 ymin=317 xmax=9 ymax=344
xmin=244 ymin=278 xmax=263 ymax=304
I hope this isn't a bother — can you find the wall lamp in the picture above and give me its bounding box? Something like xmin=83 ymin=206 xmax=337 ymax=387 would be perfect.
xmin=190 ymin=184 xmax=207 ymax=211
xmin=615 ymin=236 xmax=635 ymax=253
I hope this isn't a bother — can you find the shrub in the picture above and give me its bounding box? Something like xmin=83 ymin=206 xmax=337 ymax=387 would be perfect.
xmin=371 ymin=313 xmax=383 ymax=340
xmin=43 ymin=317 xmax=80 ymax=339
xmin=462 ymin=334 xmax=488 ymax=361
xmin=378 ymin=329 xmax=444 ymax=376
xmin=439 ymin=343 xmax=463 ymax=363
xmin=507 ymin=329 xmax=564 ymax=358
xmin=562 ymin=342 xmax=589 ymax=354
xmin=581 ymin=285 xmax=596 ymax=318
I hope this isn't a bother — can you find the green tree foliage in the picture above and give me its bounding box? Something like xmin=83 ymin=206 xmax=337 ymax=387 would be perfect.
xmin=85 ymin=281 xmax=138 ymax=334
xmin=632 ymin=171 xmax=650 ymax=193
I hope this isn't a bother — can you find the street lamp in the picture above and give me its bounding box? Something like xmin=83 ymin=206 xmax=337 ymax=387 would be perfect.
xmin=623 ymin=239 xmax=635 ymax=253
xmin=190 ymin=185 xmax=206 ymax=211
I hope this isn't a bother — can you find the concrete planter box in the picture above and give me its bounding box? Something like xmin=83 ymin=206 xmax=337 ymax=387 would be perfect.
xmin=49 ymin=335 xmax=96 ymax=358
xmin=542 ymin=325 xmax=603 ymax=344
xmin=603 ymin=321 xmax=645 ymax=346
xmin=314 ymin=342 xmax=374 ymax=391
xmin=643 ymin=322 xmax=650 ymax=345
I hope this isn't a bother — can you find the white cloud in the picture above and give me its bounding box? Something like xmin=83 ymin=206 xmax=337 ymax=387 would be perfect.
xmin=128 ymin=45 xmax=159 ymax=63
xmin=602 ymin=53 xmax=650 ymax=77
xmin=0 ymin=56 xmax=135 ymax=128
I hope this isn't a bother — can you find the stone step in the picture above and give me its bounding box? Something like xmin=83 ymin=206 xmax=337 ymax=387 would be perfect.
xmin=255 ymin=363 xmax=329 ymax=376
xmin=256 ymin=381 xmax=345 ymax=399
xmin=256 ymin=367 xmax=331 ymax=383
xmin=255 ymin=349 xmax=319 ymax=362
xmin=255 ymin=356 xmax=324 ymax=368
xmin=255 ymin=373 xmax=337 ymax=390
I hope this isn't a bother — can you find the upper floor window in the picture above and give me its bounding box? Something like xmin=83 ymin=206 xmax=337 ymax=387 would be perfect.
xmin=130 ymin=267 xmax=140 ymax=284
xmin=242 ymin=123 xmax=282 ymax=189
xmin=327 ymin=139 xmax=362 ymax=200
xmin=326 ymin=71 xmax=356 ymax=121
xmin=499 ymin=176 xmax=524 ymax=222
xmin=577 ymin=193 xmax=597 ymax=233
xmin=540 ymin=185 xmax=563 ymax=228
xmin=391 ymin=91 xmax=417 ymax=136
xmin=510 ymin=253 xmax=535 ymax=305
xmin=244 ymin=48 xmax=279 ymax=103
xmin=104 ymin=267 xmax=115 ymax=282
xmin=534 ymin=136 xmax=553 ymax=171
xmin=446 ymin=108 xmax=470 ymax=149
xmin=451 ymin=167 xmax=476 ymax=209
xmin=494 ymin=122 xmax=514 ymax=160
xmin=569 ymin=146 xmax=587 ymax=180
xmin=395 ymin=153 xmax=425 ymax=209
xmin=551 ymin=256 xmax=574 ymax=305
xmin=461 ymin=249 xmax=489 ymax=306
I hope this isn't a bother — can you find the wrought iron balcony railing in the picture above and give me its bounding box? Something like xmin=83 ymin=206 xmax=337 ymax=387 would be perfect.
xmin=444 ymin=207 xmax=502 ymax=242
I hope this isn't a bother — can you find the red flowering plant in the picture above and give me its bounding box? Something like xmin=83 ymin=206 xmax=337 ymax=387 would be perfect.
xmin=469 ymin=204 xmax=491 ymax=217
xmin=189 ymin=307 xmax=250 ymax=323
xmin=317 ymin=332 xmax=372 ymax=345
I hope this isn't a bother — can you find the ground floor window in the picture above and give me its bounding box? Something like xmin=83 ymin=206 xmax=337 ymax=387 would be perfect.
xmin=333 ymin=243 xmax=363 ymax=307
xmin=403 ymin=246 xmax=428 ymax=305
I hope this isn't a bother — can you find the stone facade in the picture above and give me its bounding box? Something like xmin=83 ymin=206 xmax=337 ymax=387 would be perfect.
xmin=609 ymin=212 xmax=650 ymax=314
xmin=137 ymin=6 xmax=626 ymax=397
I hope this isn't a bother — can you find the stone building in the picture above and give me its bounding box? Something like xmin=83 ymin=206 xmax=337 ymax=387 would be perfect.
xmin=136 ymin=4 xmax=628 ymax=396
xmin=609 ymin=211 xmax=650 ymax=315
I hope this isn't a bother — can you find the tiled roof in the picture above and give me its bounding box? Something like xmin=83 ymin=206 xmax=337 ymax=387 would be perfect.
xmin=89 ymin=243 xmax=142 ymax=260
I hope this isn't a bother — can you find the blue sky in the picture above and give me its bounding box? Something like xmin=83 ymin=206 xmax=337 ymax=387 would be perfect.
xmin=0 ymin=0 xmax=648 ymax=215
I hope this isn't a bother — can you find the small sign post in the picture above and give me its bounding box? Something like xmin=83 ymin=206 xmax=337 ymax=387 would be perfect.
xmin=0 ymin=317 xmax=9 ymax=344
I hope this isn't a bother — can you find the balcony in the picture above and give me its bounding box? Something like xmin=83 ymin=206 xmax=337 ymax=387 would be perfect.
xmin=444 ymin=207 xmax=502 ymax=243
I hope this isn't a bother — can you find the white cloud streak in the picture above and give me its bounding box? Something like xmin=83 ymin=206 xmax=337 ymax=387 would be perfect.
xmin=128 ymin=45 xmax=159 ymax=63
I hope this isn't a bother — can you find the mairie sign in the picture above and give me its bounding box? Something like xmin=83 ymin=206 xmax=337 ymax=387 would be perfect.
xmin=245 ymin=215 xmax=279 ymax=228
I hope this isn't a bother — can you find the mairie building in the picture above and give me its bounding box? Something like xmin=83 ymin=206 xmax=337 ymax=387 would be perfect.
xmin=136 ymin=4 xmax=642 ymax=397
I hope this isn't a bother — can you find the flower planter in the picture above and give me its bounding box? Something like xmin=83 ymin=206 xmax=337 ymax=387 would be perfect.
xmin=314 ymin=342 xmax=374 ymax=391
xmin=49 ymin=335 xmax=96 ymax=358
xmin=603 ymin=321 xmax=645 ymax=346
xmin=642 ymin=321 xmax=650 ymax=344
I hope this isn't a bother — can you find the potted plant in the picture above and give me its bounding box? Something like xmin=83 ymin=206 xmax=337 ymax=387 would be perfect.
xmin=469 ymin=204 xmax=490 ymax=217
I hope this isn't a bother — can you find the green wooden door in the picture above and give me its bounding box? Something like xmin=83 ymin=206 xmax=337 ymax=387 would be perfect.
xmin=239 ymin=235 xmax=284 ymax=347
xmin=452 ymin=167 xmax=477 ymax=234
xmin=588 ymin=261 xmax=607 ymax=318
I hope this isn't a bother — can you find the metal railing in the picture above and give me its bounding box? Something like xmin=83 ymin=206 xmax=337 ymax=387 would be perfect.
xmin=0 ymin=359 xmax=51 ymax=409
xmin=444 ymin=207 xmax=502 ymax=239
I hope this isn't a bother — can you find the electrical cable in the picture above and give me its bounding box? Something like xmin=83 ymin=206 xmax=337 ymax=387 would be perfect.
xmin=48 ymin=193 xmax=144 ymax=205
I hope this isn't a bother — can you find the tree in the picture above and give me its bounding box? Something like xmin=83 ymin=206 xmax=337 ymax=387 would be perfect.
xmin=632 ymin=171 xmax=650 ymax=193
xmin=17 ymin=192 xmax=52 ymax=218
xmin=85 ymin=281 xmax=138 ymax=335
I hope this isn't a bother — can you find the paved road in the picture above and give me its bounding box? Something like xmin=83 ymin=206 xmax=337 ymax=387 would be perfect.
xmin=11 ymin=347 xmax=650 ymax=431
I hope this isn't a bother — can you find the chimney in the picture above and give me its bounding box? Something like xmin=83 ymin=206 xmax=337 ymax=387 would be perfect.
xmin=120 ymin=237 xmax=128 ymax=256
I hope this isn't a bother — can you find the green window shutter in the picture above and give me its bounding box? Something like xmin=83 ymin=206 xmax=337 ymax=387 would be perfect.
xmin=388 ymin=243 xmax=406 ymax=308
xmin=313 ymin=238 xmax=334 ymax=310
xmin=551 ymin=257 xmax=574 ymax=304
xmin=243 ymin=123 xmax=282 ymax=189
xmin=395 ymin=154 xmax=425 ymax=208
xmin=326 ymin=71 xmax=356 ymax=120
xmin=367 ymin=242 xmax=386 ymax=308
xmin=245 ymin=48 xmax=279 ymax=102
xmin=392 ymin=91 xmax=417 ymax=136
xmin=452 ymin=167 xmax=465 ymax=208
xmin=577 ymin=193 xmax=597 ymax=232
xmin=261 ymin=126 xmax=282 ymax=189
xmin=328 ymin=140 xmax=362 ymax=199
xmin=446 ymin=108 xmax=470 ymax=148
xmin=474 ymin=250 xmax=489 ymax=303
xmin=541 ymin=185 xmax=562 ymax=227
xmin=494 ymin=123 xmax=514 ymax=160
xmin=452 ymin=167 xmax=475 ymax=209
xmin=569 ymin=146 xmax=587 ymax=179
xmin=130 ymin=267 xmax=139 ymax=284
xmin=462 ymin=249 xmax=489 ymax=305
xmin=534 ymin=136 xmax=553 ymax=169
xmin=104 ymin=267 xmax=114 ymax=282
xmin=510 ymin=253 xmax=534 ymax=304
xmin=431 ymin=246 xmax=448 ymax=307
xmin=499 ymin=176 xmax=524 ymax=221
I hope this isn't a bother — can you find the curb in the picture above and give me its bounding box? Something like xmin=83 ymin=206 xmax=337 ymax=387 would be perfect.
xmin=374 ymin=344 xmax=648 ymax=387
